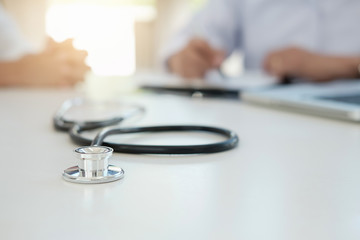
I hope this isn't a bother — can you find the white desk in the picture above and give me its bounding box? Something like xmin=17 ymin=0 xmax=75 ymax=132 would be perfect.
xmin=1 ymin=88 xmax=360 ymax=240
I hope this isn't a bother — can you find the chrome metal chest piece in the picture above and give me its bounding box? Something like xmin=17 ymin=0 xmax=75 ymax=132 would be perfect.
xmin=63 ymin=146 xmax=124 ymax=184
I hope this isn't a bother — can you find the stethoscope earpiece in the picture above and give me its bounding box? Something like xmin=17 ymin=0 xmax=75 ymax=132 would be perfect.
xmin=63 ymin=146 xmax=124 ymax=184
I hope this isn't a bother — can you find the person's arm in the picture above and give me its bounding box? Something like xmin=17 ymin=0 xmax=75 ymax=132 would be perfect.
xmin=263 ymin=47 xmax=360 ymax=82
xmin=162 ymin=0 xmax=241 ymax=79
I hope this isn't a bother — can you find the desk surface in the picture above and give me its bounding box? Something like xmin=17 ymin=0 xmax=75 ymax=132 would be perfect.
xmin=1 ymin=88 xmax=360 ymax=240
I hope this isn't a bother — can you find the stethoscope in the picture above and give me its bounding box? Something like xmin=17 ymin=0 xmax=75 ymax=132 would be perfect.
xmin=55 ymin=98 xmax=239 ymax=184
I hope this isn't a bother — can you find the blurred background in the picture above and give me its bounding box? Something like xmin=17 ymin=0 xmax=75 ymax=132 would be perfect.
xmin=46 ymin=0 xmax=209 ymax=76
xmin=1 ymin=0 xmax=208 ymax=76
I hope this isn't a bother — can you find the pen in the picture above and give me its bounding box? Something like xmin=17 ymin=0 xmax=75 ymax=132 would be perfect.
xmin=279 ymin=75 xmax=295 ymax=85
xmin=217 ymin=67 xmax=228 ymax=80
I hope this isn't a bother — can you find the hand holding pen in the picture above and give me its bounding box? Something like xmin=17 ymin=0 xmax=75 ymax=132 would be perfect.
xmin=168 ymin=38 xmax=226 ymax=79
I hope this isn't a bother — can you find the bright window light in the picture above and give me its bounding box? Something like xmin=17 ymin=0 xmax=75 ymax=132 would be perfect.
xmin=46 ymin=3 xmax=139 ymax=76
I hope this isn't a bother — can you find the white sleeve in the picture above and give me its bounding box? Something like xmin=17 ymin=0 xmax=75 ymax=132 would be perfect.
xmin=160 ymin=0 xmax=241 ymax=68
xmin=0 ymin=5 xmax=32 ymax=61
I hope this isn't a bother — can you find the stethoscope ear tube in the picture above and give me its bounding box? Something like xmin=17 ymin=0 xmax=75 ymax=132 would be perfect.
xmin=69 ymin=125 xmax=239 ymax=154
xmin=54 ymin=116 xmax=124 ymax=132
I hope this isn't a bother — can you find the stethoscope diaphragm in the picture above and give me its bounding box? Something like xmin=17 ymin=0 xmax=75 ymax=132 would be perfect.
xmin=63 ymin=146 xmax=124 ymax=184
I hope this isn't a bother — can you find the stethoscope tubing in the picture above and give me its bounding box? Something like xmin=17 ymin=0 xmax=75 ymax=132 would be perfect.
xmin=68 ymin=124 xmax=239 ymax=154
xmin=54 ymin=99 xmax=239 ymax=155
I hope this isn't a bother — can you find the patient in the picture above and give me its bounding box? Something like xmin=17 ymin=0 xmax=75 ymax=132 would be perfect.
xmin=0 ymin=3 xmax=89 ymax=87
xmin=0 ymin=39 xmax=90 ymax=87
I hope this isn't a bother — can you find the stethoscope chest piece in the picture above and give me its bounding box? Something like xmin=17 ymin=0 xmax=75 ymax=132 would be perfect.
xmin=63 ymin=146 xmax=124 ymax=184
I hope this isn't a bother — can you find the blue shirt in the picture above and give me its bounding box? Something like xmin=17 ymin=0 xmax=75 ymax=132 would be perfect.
xmin=163 ymin=0 xmax=360 ymax=71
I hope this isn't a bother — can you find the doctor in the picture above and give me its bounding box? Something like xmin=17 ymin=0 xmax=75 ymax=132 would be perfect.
xmin=164 ymin=0 xmax=360 ymax=82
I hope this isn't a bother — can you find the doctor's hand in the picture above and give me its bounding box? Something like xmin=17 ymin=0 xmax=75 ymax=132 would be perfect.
xmin=264 ymin=47 xmax=360 ymax=82
xmin=168 ymin=38 xmax=225 ymax=79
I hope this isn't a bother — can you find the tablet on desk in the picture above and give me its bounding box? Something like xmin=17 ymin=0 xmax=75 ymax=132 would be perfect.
xmin=140 ymin=85 xmax=241 ymax=99
xmin=242 ymin=79 xmax=360 ymax=122
xmin=137 ymin=71 xmax=277 ymax=99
